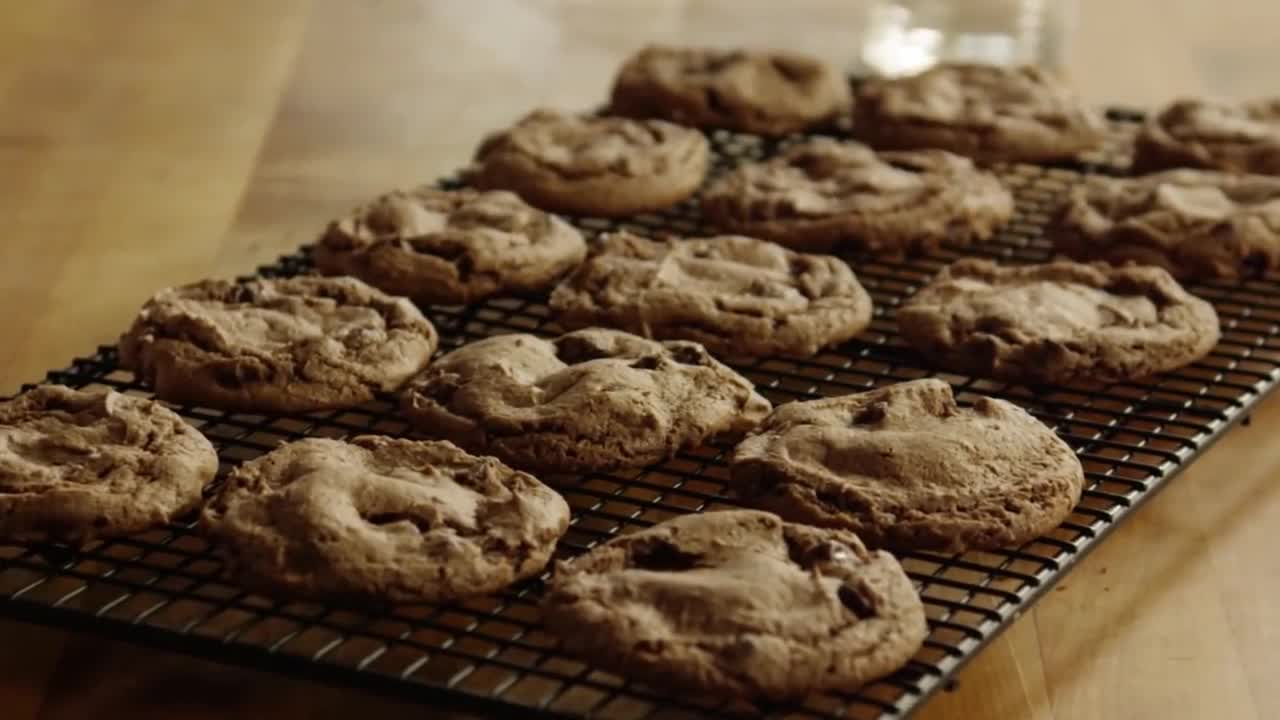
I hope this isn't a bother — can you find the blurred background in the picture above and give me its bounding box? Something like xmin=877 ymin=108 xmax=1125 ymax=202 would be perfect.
xmin=3 ymin=0 xmax=1278 ymax=394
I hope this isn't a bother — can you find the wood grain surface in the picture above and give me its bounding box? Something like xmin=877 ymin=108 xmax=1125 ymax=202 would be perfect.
xmin=2 ymin=2 xmax=1279 ymax=719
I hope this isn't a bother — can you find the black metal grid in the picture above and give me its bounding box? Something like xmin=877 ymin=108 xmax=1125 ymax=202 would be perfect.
xmin=3 ymin=114 xmax=1280 ymax=720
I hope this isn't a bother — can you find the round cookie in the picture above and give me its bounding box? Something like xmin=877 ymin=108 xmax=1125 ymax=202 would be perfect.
xmin=313 ymin=187 xmax=587 ymax=306
xmin=609 ymin=45 xmax=852 ymax=136
xmin=1132 ymin=98 xmax=1280 ymax=174
xmin=0 ymin=386 xmax=216 ymax=545
xmin=1055 ymin=169 xmax=1280 ymax=279
xmin=896 ymin=259 xmax=1220 ymax=384
xmin=852 ymin=63 xmax=1105 ymax=163
xmin=549 ymin=232 xmax=873 ymax=357
xmin=202 ymin=435 xmax=570 ymax=603
xmin=399 ymin=328 xmax=771 ymax=473
xmin=731 ymin=379 xmax=1084 ymax=552
xmin=542 ymin=509 xmax=927 ymax=700
xmin=120 ymin=276 xmax=438 ymax=414
xmin=701 ymin=138 xmax=1013 ymax=253
xmin=463 ymin=109 xmax=710 ymax=217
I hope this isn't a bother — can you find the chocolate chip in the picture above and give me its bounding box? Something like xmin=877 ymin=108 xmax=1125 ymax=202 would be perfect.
xmin=212 ymin=365 xmax=245 ymax=388
xmin=808 ymin=540 xmax=852 ymax=564
xmin=630 ymin=355 xmax=662 ymax=370
xmin=703 ymin=87 xmax=728 ymax=115
xmin=1241 ymin=251 xmax=1269 ymax=278
xmin=227 ymin=284 xmax=260 ymax=304
xmin=553 ymin=335 xmax=612 ymax=364
xmin=418 ymin=375 xmax=459 ymax=405
xmin=770 ymin=57 xmax=811 ymax=83
xmin=837 ymin=582 xmax=879 ymax=619
xmin=366 ymin=512 xmax=432 ymax=533
xmin=454 ymin=254 xmax=475 ymax=281
xmin=885 ymin=158 xmax=925 ymax=174
xmin=784 ymin=536 xmax=852 ymax=568
xmin=851 ymin=402 xmax=887 ymax=425
xmin=815 ymin=488 xmax=870 ymax=515
xmin=669 ymin=344 xmax=709 ymax=366
xmin=629 ymin=538 xmax=702 ymax=572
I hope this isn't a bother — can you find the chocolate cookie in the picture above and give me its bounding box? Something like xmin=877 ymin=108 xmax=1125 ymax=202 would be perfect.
xmin=120 ymin=276 xmax=438 ymax=414
xmin=399 ymin=328 xmax=770 ymax=473
xmin=549 ymin=233 xmax=873 ymax=357
xmin=896 ymin=259 xmax=1220 ymax=384
xmin=731 ymin=379 xmax=1084 ymax=552
xmin=313 ymin=187 xmax=587 ymax=305
xmin=463 ymin=109 xmax=710 ymax=217
xmin=542 ymin=509 xmax=926 ymax=700
xmin=609 ymin=45 xmax=852 ymax=136
xmin=1132 ymin=98 xmax=1280 ymax=174
xmin=0 ymin=386 xmax=216 ymax=544
xmin=202 ymin=436 xmax=569 ymax=603
xmin=852 ymin=63 xmax=1105 ymax=163
xmin=1054 ymin=169 xmax=1280 ymax=279
xmin=701 ymin=138 xmax=1013 ymax=253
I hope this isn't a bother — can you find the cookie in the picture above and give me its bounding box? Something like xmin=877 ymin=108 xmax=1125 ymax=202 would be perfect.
xmin=399 ymin=328 xmax=771 ymax=473
xmin=1132 ymin=98 xmax=1280 ymax=174
xmin=731 ymin=379 xmax=1084 ymax=552
xmin=201 ymin=435 xmax=569 ymax=603
xmin=896 ymin=259 xmax=1220 ymax=384
xmin=0 ymin=386 xmax=216 ymax=545
xmin=120 ymin=276 xmax=438 ymax=414
xmin=609 ymin=45 xmax=852 ymax=136
xmin=463 ymin=109 xmax=710 ymax=217
xmin=313 ymin=187 xmax=587 ymax=306
xmin=549 ymin=233 xmax=873 ymax=357
xmin=542 ymin=509 xmax=926 ymax=700
xmin=701 ymin=138 xmax=1013 ymax=253
xmin=1054 ymin=169 xmax=1280 ymax=279
xmin=852 ymin=63 xmax=1105 ymax=163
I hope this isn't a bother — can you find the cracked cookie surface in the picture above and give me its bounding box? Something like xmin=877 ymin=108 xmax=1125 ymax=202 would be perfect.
xmin=399 ymin=328 xmax=770 ymax=473
xmin=463 ymin=109 xmax=709 ymax=217
xmin=702 ymin=138 xmax=1013 ymax=253
xmin=609 ymin=45 xmax=851 ymax=136
xmin=852 ymin=63 xmax=1104 ymax=163
xmin=542 ymin=509 xmax=926 ymax=700
xmin=201 ymin=435 xmax=569 ymax=603
xmin=0 ymin=386 xmax=216 ymax=544
xmin=314 ymin=187 xmax=586 ymax=305
xmin=1054 ymin=169 xmax=1280 ymax=279
xmin=120 ymin=276 xmax=438 ymax=413
xmin=731 ymin=379 xmax=1084 ymax=552
xmin=1133 ymin=98 xmax=1280 ymax=174
xmin=550 ymin=233 xmax=873 ymax=357
xmin=897 ymin=259 xmax=1220 ymax=384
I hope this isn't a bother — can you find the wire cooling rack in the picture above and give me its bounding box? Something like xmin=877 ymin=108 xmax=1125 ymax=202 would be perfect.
xmin=3 ymin=110 xmax=1279 ymax=720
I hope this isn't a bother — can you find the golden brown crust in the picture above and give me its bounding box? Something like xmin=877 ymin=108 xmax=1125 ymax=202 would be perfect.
xmin=542 ymin=510 xmax=927 ymax=700
xmin=119 ymin=276 xmax=438 ymax=414
xmin=314 ymin=187 xmax=586 ymax=305
xmin=897 ymin=259 xmax=1221 ymax=384
xmin=1054 ymin=169 xmax=1280 ymax=279
xmin=201 ymin=436 xmax=570 ymax=603
xmin=1132 ymin=98 xmax=1280 ymax=174
xmin=852 ymin=64 xmax=1104 ymax=163
xmin=549 ymin=232 xmax=873 ymax=357
xmin=463 ymin=110 xmax=709 ymax=217
xmin=399 ymin=328 xmax=770 ymax=473
xmin=731 ymin=379 xmax=1084 ymax=552
xmin=0 ymin=386 xmax=216 ymax=544
xmin=609 ymin=45 xmax=852 ymax=136
xmin=701 ymin=138 xmax=1013 ymax=253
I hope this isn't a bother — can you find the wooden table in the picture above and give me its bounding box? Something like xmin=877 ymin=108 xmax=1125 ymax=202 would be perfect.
xmin=3 ymin=2 xmax=1279 ymax=718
